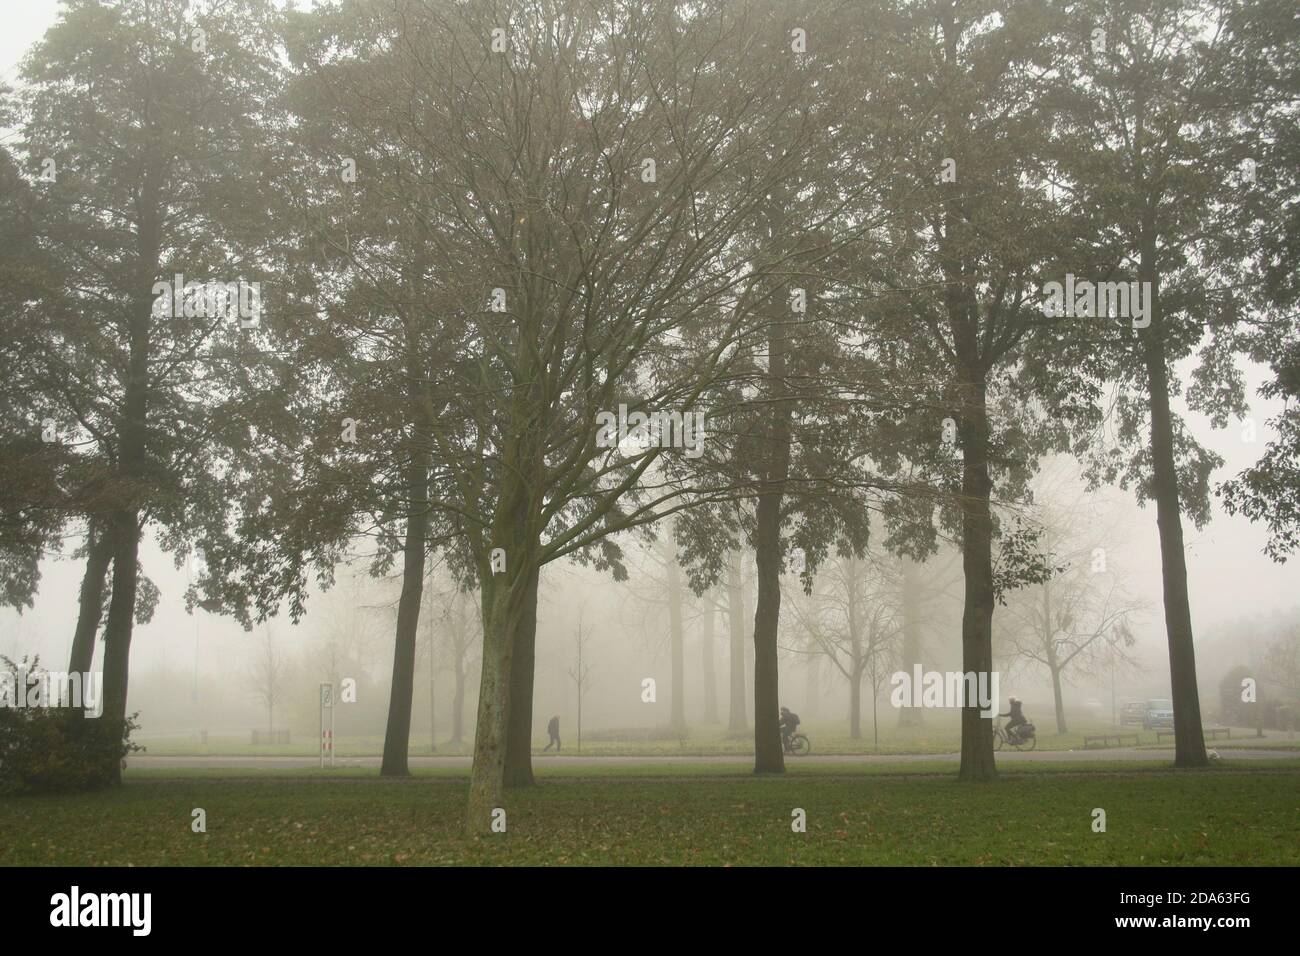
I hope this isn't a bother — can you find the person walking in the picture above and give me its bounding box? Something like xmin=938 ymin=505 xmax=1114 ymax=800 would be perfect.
xmin=543 ymin=714 xmax=561 ymax=751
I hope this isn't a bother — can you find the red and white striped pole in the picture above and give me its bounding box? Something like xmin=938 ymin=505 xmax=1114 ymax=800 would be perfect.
xmin=319 ymin=682 xmax=334 ymax=768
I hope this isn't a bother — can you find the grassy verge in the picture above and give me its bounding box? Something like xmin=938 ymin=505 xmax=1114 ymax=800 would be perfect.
xmin=2 ymin=761 xmax=1296 ymax=866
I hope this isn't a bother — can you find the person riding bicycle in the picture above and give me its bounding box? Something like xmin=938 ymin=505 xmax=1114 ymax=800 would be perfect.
xmin=779 ymin=706 xmax=801 ymax=750
xmin=999 ymin=697 xmax=1028 ymax=741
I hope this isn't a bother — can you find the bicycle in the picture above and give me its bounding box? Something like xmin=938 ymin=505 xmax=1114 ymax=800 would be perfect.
xmin=783 ymin=732 xmax=811 ymax=756
xmin=992 ymin=719 xmax=1036 ymax=751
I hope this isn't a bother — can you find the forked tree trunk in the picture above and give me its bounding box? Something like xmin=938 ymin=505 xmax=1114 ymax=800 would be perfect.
xmin=68 ymin=517 xmax=112 ymax=676
xmin=95 ymin=147 xmax=181 ymax=782
xmin=101 ymin=214 xmax=157 ymax=782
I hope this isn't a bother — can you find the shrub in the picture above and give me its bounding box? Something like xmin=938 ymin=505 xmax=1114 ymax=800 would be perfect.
xmin=0 ymin=656 xmax=142 ymax=794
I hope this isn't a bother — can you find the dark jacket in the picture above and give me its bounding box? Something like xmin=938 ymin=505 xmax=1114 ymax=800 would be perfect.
xmin=547 ymin=716 xmax=560 ymax=737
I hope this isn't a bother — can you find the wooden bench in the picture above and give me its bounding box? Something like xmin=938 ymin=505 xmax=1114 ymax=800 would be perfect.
xmin=251 ymin=728 xmax=291 ymax=745
xmin=1083 ymin=733 xmax=1142 ymax=748
xmin=1157 ymin=727 xmax=1231 ymax=742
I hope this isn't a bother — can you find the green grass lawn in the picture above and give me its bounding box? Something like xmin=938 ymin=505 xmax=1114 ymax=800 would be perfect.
xmin=134 ymin=719 xmax=1300 ymax=758
xmin=3 ymin=761 xmax=1296 ymax=866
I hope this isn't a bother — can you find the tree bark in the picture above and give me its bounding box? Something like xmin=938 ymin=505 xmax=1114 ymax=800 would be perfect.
xmin=1139 ymin=224 xmax=1208 ymax=768
xmin=752 ymin=514 xmax=786 ymax=773
xmin=752 ymin=289 xmax=793 ymax=775
xmin=503 ymin=564 xmax=541 ymax=787
xmin=379 ymin=511 xmax=425 ymax=774
xmin=956 ymin=374 xmax=997 ymax=781
xmin=726 ymin=554 xmax=748 ymax=734
xmin=467 ymin=447 xmax=538 ymax=832
xmin=101 ymin=510 xmax=141 ymax=773
xmin=380 ymin=355 xmax=431 ymax=777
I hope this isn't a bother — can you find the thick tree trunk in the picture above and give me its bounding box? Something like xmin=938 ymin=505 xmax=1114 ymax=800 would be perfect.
xmin=68 ymin=517 xmax=112 ymax=675
xmin=701 ymin=602 xmax=719 ymax=723
xmin=898 ymin=556 xmax=925 ymax=727
xmin=752 ymin=289 xmax=793 ymax=775
xmin=932 ymin=0 xmax=996 ymax=782
xmin=666 ymin=541 xmax=686 ymax=733
xmin=726 ymin=555 xmax=748 ymax=733
xmin=380 ymin=358 xmax=431 ymax=776
xmin=467 ymin=459 xmax=537 ymax=832
xmin=101 ymin=511 xmax=141 ymax=755
xmin=752 ymin=518 xmax=785 ymax=773
xmin=379 ymin=510 xmax=426 ymax=774
xmin=1139 ymin=233 xmax=1208 ymax=768
xmin=503 ymin=564 xmax=540 ymax=787
xmin=468 ymin=586 xmax=515 ymax=832
xmin=957 ymin=375 xmax=997 ymax=781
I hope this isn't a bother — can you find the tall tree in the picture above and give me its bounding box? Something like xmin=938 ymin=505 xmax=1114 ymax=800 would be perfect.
xmin=1051 ymin=0 xmax=1291 ymax=764
xmin=15 ymin=0 xmax=283 ymax=771
xmin=848 ymin=0 xmax=1099 ymax=780
xmin=280 ymin=0 xmax=827 ymax=828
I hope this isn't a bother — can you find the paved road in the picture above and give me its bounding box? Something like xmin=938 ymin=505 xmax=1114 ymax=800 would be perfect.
xmin=128 ymin=747 xmax=1296 ymax=770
